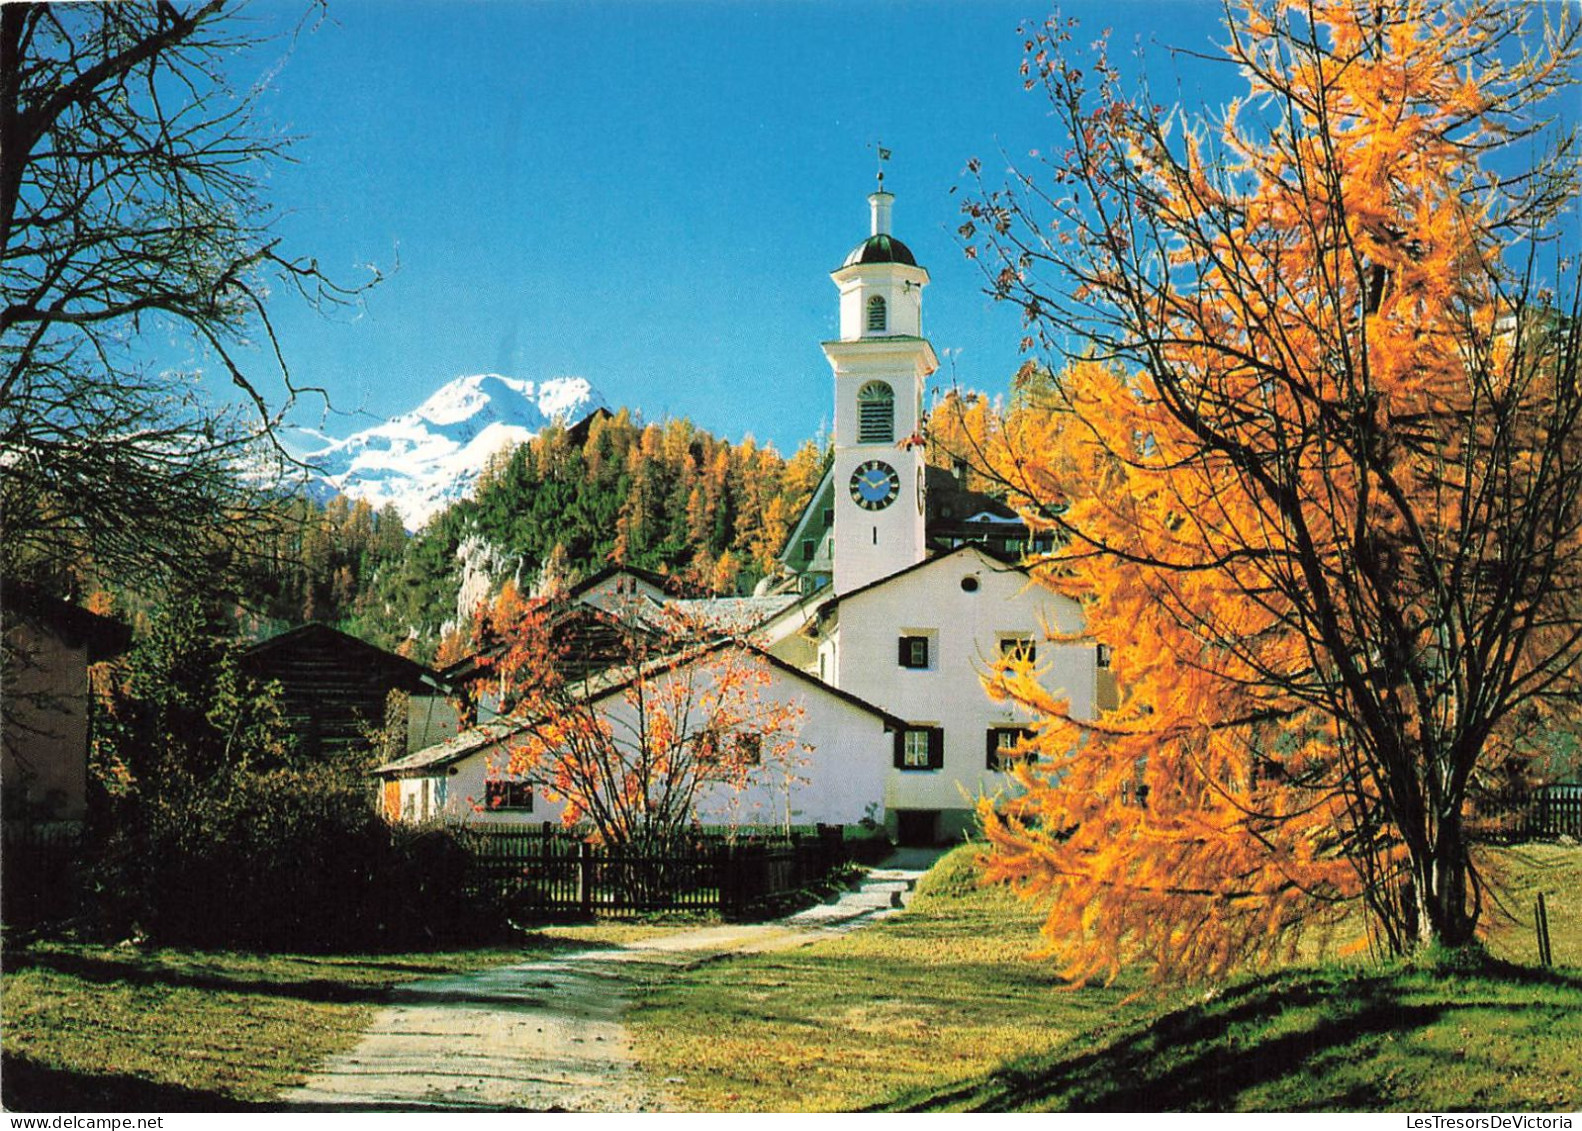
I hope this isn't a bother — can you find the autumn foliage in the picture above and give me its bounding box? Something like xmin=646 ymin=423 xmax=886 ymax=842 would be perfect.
xmin=955 ymin=0 xmax=1582 ymax=980
xmin=461 ymin=583 xmax=807 ymax=851
xmin=358 ymin=410 xmax=828 ymax=659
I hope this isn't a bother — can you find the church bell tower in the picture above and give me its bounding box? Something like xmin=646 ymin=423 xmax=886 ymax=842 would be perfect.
xmin=824 ymin=180 xmax=937 ymax=595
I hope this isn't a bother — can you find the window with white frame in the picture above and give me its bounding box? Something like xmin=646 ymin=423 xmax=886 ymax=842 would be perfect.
xmin=986 ymin=727 xmax=1036 ymax=771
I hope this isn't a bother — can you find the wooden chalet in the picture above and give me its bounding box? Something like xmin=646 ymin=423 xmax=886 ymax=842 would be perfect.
xmin=242 ymin=623 xmax=456 ymax=759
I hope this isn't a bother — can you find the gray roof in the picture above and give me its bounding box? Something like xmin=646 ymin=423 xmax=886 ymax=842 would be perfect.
xmin=377 ymin=635 xmax=907 ymax=779
xmin=374 ymin=719 xmax=525 ymax=776
xmin=666 ymin=594 xmax=803 ymax=633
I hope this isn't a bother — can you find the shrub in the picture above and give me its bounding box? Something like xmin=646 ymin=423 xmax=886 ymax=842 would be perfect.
xmin=92 ymin=764 xmax=497 ymax=951
xmin=85 ymin=595 xmax=500 ymax=950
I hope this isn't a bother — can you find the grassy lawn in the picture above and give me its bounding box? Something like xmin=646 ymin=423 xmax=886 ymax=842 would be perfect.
xmin=1479 ymin=843 xmax=1582 ymax=966
xmin=0 ymin=923 xmax=664 ymax=1112
xmin=627 ymin=848 xmax=1172 ymax=1111
xmin=628 ymin=842 xmax=1582 ymax=1113
xmin=5 ymin=845 xmax=1576 ymax=1113
xmin=882 ymin=963 xmax=1582 ymax=1112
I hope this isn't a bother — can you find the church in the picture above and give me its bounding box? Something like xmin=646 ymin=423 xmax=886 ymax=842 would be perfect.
xmin=378 ymin=182 xmax=1109 ymax=845
xmin=752 ymin=182 xmax=1106 ymax=843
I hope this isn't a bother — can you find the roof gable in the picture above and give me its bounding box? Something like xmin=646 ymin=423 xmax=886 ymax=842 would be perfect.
xmin=381 ymin=638 xmax=906 ymax=779
xmin=242 ymin=622 xmax=438 ymax=691
xmin=778 ymin=466 xmax=835 ymax=564
xmin=818 ymin=543 xmax=1026 ymax=612
xmin=566 ymin=563 xmax=692 ymax=603
xmin=442 ymin=600 xmax=666 ymax=686
xmin=1 ymin=584 xmax=131 ymax=661
xmin=375 ymin=718 xmax=523 ymax=776
xmin=581 ymin=638 xmax=908 ymax=732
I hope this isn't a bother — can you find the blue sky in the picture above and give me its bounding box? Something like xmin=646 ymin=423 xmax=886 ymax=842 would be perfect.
xmin=215 ymin=1 xmax=1247 ymax=452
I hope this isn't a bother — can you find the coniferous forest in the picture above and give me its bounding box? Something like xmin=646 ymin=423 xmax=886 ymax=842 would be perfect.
xmin=247 ymin=409 xmax=830 ymax=659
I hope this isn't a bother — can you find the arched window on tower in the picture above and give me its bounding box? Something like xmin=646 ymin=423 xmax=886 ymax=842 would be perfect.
xmin=858 ymin=381 xmax=894 ymax=443
xmin=866 ymin=295 xmax=887 ymax=332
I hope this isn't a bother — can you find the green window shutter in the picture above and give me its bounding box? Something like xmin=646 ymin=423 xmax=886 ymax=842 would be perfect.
xmin=898 ymin=637 xmax=911 ymax=667
xmin=986 ymin=729 xmax=999 ymax=770
xmin=927 ymin=727 xmax=945 ymax=770
xmin=893 ymin=728 xmax=906 ymax=769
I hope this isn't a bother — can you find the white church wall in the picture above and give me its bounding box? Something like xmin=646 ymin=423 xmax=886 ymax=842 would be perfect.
xmin=823 ymin=190 xmax=936 ymax=597
xmin=835 ymin=262 xmax=925 ymax=340
xmin=827 ymin=353 xmax=930 ymax=593
xmin=833 ymin=546 xmax=1094 ymax=839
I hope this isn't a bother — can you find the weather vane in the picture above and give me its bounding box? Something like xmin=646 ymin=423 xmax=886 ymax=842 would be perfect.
xmin=874 ymin=141 xmax=892 ymax=190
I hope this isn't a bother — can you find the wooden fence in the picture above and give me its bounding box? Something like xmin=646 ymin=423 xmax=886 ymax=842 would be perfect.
xmin=1529 ymin=785 xmax=1582 ymax=840
xmin=459 ymin=823 xmax=851 ymax=916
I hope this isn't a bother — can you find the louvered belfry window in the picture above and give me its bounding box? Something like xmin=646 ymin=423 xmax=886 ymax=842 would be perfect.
xmin=867 ymin=294 xmax=887 ymax=331
xmin=857 ymin=381 xmax=894 ymax=443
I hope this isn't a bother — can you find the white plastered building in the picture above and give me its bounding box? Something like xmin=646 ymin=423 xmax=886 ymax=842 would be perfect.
xmin=383 ymin=183 xmax=1108 ymax=845
xmin=375 ymin=641 xmax=901 ymax=830
xmin=758 ymin=185 xmax=1107 ymax=844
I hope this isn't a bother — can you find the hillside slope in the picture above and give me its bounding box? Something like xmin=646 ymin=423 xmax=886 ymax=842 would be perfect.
xmin=879 ymin=961 xmax=1582 ymax=1112
xmin=881 ymin=844 xmax=1582 ymax=1113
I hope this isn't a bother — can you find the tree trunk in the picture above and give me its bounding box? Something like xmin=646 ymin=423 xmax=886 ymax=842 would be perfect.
xmin=1410 ymin=812 xmax=1477 ymax=949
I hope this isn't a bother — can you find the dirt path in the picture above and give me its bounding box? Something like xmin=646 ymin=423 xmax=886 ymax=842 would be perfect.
xmin=280 ymin=860 xmax=933 ymax=1112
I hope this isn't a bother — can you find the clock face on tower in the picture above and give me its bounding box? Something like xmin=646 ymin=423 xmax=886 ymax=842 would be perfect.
xmin=850 ymin=459 xmax=901 ymax=511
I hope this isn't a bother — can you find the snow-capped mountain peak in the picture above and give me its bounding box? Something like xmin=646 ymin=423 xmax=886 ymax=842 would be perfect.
xmin=411 ymin=373 xmax=534 ymax=426
xmin=294 ymin=374 xmax=606 ymax=531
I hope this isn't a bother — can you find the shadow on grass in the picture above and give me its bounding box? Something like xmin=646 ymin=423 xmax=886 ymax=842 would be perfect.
xmin=1 ymin=1052 xmax=266 ymax=1112
xmin=878 ymin=963 xmax=1582 ymax=1113
xmin=3 ymin=934 xmax=625 ymax=1009
xmin=6 ymin=950 xmax=408 ymax=1006
xmin=0 ymin=1053 xmax=548 ymax=1113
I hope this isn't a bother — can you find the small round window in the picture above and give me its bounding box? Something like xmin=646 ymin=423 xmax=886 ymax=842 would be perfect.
xmin=960 ymin=575 xmax=980 ymax=593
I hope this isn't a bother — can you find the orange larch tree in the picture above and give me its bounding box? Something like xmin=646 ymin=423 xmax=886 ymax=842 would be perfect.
xmin=954 ymin=0 xmax=1582 ymax=979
